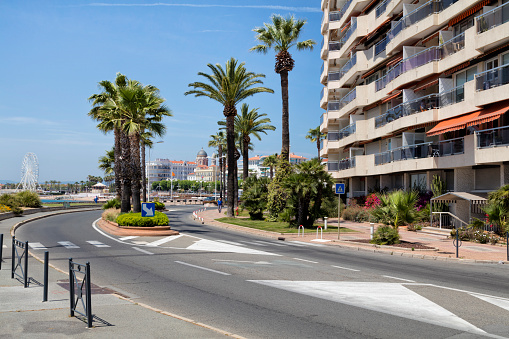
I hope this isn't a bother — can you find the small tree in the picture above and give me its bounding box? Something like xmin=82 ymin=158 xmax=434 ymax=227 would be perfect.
xmin=241 ymin=176 xmax=270 ymax=220
xmin=266 ymin=157 xmax=292 ymax=221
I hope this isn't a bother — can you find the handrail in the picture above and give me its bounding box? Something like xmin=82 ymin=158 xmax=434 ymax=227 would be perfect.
xmin=375 ymin=0 xmax=390 ymax=18
xmin=431 ymin=211 xmax=468 ymax=229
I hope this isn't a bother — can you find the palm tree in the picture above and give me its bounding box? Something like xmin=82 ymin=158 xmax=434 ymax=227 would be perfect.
xmin=306 ymin=126 xmax=325 ymax=159
xmin=185 ymin=57 xmax=273 ymax=217
xmin=251 ymin=15 xmax=316 ymax=162
xmin=208 ymin=131 xmax=226 ymax=200
xmin=99 ymin=147 xmax=115 ymax=176
xmin=262 ymin=154 xmax=278 ymax=179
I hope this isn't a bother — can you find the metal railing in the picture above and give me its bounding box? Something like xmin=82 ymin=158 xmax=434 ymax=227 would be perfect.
xmin=475 ymin=63 xmax=509 ymax=91
xmin=320 ymin=112 xmax=326 ymax=126
xmin=320 ymin=139 xmax=324 ymax=150
xmin=328 ymin=161 xmax=339 ymax=171
xmin=329 ymin=0 xmax=353 ymax=22
xmin=374 ymin=142 xmax=432 ymax=165
xmin=477 ymin=1 xmax=509 ymax=34
xmin=328 ymin=53 xmax=357 ymax=83
xmin=387 ymin=0 xmax=458 ymax=41
xmin=375 ymin=94 xmax=438 ymax=128
xmin=438 ymin=137 xmax=464 ymax=156
xmin=69 ymin=258 xmax=93 ymax=328
xmin=439 ymin=84 xmax=464 ymax=107
xmin=327 ymin=88 xmax=357 ymax=112
xmin=338 ymin=122 xmax=357 ymax=140
xmin=376 ymin=0 xmax=390 ymax=18
xmin=11 ymin=236 xmax=29 ymax=288
xmin=328 ymin=131 xmax=340 ymax=141
xmin=440 ymin=32 xmax=465 ymax=59
xmin=329 ymin=41 xmax=343 ymax=52
xmin=327 ymin=158 xmax=356 ymax=171
xmin=431 ymin=212 xmax=468 ymax=229
xmin=341 ymin=18 xmax=358 ymax=45
xmin=375 ymin=36 xmax=388 ymax=56
xmin=320 ymin=87 xmax=324 ymax=100
xmin=320 ymin=62 xmax=324 ymax=76
xmin=477 ymin=125 xmax=509 ymax=148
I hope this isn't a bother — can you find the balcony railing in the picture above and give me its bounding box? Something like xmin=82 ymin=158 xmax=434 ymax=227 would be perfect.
xmin=376 ymin=0 xmax=390 ymax=18
xmin=329 ymin=41 xmax=343 ymax=52
xmin=475 ymin=63 xmax=509 ymax=91
xmin=329 ymin=0 xmax=353 ymax=22
xmin=320 ymin=139 xmax=324 ymax=150
xmin=438 ymin=84 xmax=464 ymax=107
xmin=321 ymin=62 xmax=324 ymax=76
xmin=477 ymin=1 xmax=509 ymax=34
xmin=374 ymin=138 xmax=463 ymax=165
xmin=328 ymin=53 xmax=357 ymax=83
xmin=387 ymin=0 xmax=458 ymax=41
xmin=320 ymin=112 xmax=326 ymax=126
xmin=327 ymin=88 xmax=357 ymax=111
xmin=320 ymin=87 xmax=324 ymax=100
xmin=328 ymin=131 xmax=340 ymax=141
xmin=340 ymin=18 xmax=358 ymax=45
xmin=438 ymin=137 xmax=464 ymax=156
xmin=375 ymin=93 xmax=439 ymax=128
xmin=376 ymin=33 xmax=464 ymax=92
xmin=375 ymin=36 xmax=388 ymax=56
xmin=338 ymin=122 xmax=356 ymax=140
xmin=477 ymin=125 xmax=509 ymax=148
xmin=327 ymin=157 xmax=356 ymax=171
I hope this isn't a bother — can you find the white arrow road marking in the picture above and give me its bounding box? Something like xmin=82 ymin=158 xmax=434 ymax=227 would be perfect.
xmin=58 ymin=241 xmax=79 ymax=249
xmin=175 ymin=261 xmax=230 ymax=275
xmin=186 ymin=239 xmax=280 ymax=256
xmin=382 ymin=275 xmax=415 ymax=283
xmin=212 ymin=259 xmax=272 ymax=265
xmin=28 ymin=242 xmax=47 ymax=250
xmin=133 ymin=247 xmax=154 ymax=255
xmin=216 ymin=240 xmax=247 ymax=246
xmin=87 ymin=241 xmax=110 ymax=248
xmin=248 ymin=281 xmax=485 ymax=334
xmin=146 ymin=235 xmax=183 ymax=247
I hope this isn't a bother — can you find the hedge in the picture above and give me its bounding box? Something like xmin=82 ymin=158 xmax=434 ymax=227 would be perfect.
xmin=116 ymin=211 xmax=169 ymax=227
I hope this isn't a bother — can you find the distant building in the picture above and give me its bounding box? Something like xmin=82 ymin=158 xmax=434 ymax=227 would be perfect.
xmin=196 ymin=148 xmax=208 ymax=166
xmin=238 ymin=153 xmax=309 ymax=177
xmin=146 ymin=159 xmax=197 ymax=186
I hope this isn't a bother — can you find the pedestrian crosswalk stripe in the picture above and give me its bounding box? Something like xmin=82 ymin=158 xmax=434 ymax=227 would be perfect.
xmin=146 ymin=235 xmax=183 ymax=247
xmin=290 ymin=241 xmax=325 ymax=247
xmin=29 ymin=242 xmax=47 ymax=250
xmin=240 ymin=240 xmax=268 ymax=246
xmin=58 ymin=241 xmax=79 ymax=249
xmin=87 ymin=241 xmax=110 ymax=248
xmin=216 ymin=240 xmax=247 ymax=246
xmin=187 ymin=239 xmax=280 ymax=256
xmin=119 ymin=236 xmax=139 ymax=241
xmin=253 ymin=240 xmax=287 ymax=247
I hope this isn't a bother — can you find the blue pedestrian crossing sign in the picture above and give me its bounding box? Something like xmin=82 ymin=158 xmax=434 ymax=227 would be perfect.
xmin=335 ymin=183 xmax=345 ymax=195
xmin=142 ymin=203 xmax=155 ymax=217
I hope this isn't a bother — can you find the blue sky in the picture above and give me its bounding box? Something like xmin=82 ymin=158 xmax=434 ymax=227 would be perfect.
xmin=0 ymin=1 xmax=323 ymax=182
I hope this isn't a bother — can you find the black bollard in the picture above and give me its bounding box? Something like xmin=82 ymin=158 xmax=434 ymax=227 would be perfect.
xmin=43 ymin=251 xmax=49 ymax=302
xmin=24 ymin=241 xmax=28 ymax=288
xmin=69 ymin=258 xmax=74 ymax=317
xmin=456 ymin=227 xmax=459 ymax=259
xmin=0 ymin=233 xmax=3 ymax=270
xmin=86 ymin=262 xmax=92 ymax=328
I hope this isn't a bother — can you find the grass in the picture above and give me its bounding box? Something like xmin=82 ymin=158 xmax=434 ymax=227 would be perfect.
xmin=216 ymin=217 xmax=355 ymax=234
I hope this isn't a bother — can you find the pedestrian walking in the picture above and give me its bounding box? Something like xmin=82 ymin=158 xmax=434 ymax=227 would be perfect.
xmin=217 ymin=198 xmax=222 ymax=213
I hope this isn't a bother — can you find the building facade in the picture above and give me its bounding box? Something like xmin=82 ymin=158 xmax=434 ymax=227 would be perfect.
xmin=320 ymin=0 xmax=509 ymax=220
xmin=238 ymin=153 xmax=310 ymax=178
xmin=146 ymin=159 xmax=197 ymax=186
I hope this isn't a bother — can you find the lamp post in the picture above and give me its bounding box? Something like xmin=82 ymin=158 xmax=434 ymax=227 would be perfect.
xmin=147 ymin=141 xmax=164 ymax=201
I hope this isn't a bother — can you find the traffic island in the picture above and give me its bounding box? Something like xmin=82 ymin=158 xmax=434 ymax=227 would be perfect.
xmin=97 ymin=219 xmax=179 ymax=236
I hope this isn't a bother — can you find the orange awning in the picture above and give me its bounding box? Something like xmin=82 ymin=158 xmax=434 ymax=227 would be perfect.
xmin=381 ymin=90 xmax=402 ymax=103
xmin=414 ymin=73 xmax=442 ymax=92
xmin=444 ymin=61 xmax=471 ymax=76
xmin=427 ymin=101 xmax=509 ymax=136
xmin=448 ymin=0 xmax=491 ymax=27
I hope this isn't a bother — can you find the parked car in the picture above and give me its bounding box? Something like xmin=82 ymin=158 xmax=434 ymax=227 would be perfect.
xmin=203 ymin=196 xmax=216 ymax=204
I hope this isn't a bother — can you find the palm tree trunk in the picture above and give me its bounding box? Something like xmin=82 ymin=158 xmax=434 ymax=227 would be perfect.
xmin=234 ymin=148 xmax=241 ymax=209
xmin=218 ymin=146 xmax=223 ymax=201
xmin=280 ymin=70 xmax=290 ymax=162
xmin=130 ymin=133 xmax=142 ymax=213
xmin=317 ymin=139 xmax=320 ymax=159
xmin=226 ymin=115 xmax=235 ymax=217
xmin=114 ymin=128 xmax=122 ymax=201
xmin=141 ymin=141 xmax=147 ymax=202
xmin=120 ymin=130 xmax=132 ymax=213
xmin=242 ymin=135 xmax=250 ymax=180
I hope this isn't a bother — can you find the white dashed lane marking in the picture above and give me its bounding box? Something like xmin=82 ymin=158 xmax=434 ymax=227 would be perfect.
xmin=58 ymin=241 xmax=79 ymax=249
xmin=132 ymin=247 xmax=154 ymax=255
xmin=87 ymin=241 xmax=110 ymax=248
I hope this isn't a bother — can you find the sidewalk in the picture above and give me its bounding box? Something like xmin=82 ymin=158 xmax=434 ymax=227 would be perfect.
xmin=0 ymin=211 xmax=236 ymax=338
xmin=197 ymin=207 xmax=509 ymax=264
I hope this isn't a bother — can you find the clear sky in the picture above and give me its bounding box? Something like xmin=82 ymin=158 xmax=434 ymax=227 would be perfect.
xmin=0 ymin=1 xmax=323 ymax=183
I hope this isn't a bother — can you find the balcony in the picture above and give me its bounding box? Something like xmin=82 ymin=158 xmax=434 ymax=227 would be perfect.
xmin=475 ymin=63 xmax=509 ymax=92
xmin=328 ymin=53 xmax=357 ymax=83
xmin=338 ymin=122 xmax=356 ymax=140
xmin=438 ymin=85 xmax=464 ymax=108
xmin=374 ymin=138 xmax=464 ymax=165
xmin=375 ymin=0 xmax=390 ymax=18
xmin=375 ymin=94 xmax=439 ymax=128
xmin=328 ymin=158 xmax=356 ymax=171
xmin=477 ymin=125 xmax=509 ymax=148
xmin=327 ymin=131 xmax=340 ymax=141
xmin=476 ymin=2 xmax=509 ymax=34
xmin=375 ymin=36 xmax=388 ymax=56
xmin=327 ymin=88 xmax=357 ymax=112
xmin=329 ymin=0 xmax=353 ymax=22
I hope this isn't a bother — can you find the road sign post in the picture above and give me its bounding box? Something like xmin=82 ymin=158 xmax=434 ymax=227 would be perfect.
xmin=335 ymin=183 xmax=345 ymax=240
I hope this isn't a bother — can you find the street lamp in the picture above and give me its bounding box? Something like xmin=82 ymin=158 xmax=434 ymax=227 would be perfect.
xmin=147 ymin=141 xmax=164 ymax=200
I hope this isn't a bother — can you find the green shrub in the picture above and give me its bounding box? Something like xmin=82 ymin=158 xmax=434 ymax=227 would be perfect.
xmin=116 ymin=211 xmax=169 ymax=227
xmin=152 ymin=201 xmax=165 ymax=211
xmin=16 ymin=191 xmax=42 ymax=208
xmin=242 ymin=176 xmax=270 ymax=220
xmin=371 ymin=225 xmax=400 ymax=245
xmin=0 ymin=194 xmax=20 ymax=208
xmin=450 ymin=227 xmax=474 ymax=241
xmin=11 ymin=206 xmax=23 ymax=215
xmin=102 ymin=208 xmax=121 ymax=222
xmin=103 ymin=198 xmax=121 ymax=210
xmin=342 ymin=205 xmax=370 ymax=222
xmin=407 ymin=223 xmax=425 ymax=232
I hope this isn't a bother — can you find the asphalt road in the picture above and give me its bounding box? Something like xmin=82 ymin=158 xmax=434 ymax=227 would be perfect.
xmin=15 ymin=207 xmax=509 ymax=339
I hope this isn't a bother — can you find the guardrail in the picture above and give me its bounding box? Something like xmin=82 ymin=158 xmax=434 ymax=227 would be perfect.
xmin=69 ymin=258 xmax=93 ymax=328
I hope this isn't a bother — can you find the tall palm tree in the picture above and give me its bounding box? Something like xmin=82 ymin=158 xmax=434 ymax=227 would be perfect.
xmin=208 ymin=131 xmax=226 ymax=200
xmin=306 ymin=126 xmax=325 ymax=159
xmin=262 ymin=154 xmax=278 ymax=179
xmin=99 ymin=147 xmax=115 ymax=175
xmin=185 ymin=57 xmax=273 ymax=217
xmin=251 ymin=15 xmax=316 ymax=162
xmin=219 ymin=103 xmax=275 ymax=180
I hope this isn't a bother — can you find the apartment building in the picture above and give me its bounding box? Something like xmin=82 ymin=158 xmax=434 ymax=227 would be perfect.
xmin=146 ymin=159 xmax=197 ymax=186
xmin=320 ymin=0 xmax=509 ymax=221
xmin=238 ymin=153 xmax=310 ymax=178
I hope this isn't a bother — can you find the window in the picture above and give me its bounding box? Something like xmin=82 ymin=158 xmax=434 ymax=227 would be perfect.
xmin=454 ymin=66 xmax=477 ymax=87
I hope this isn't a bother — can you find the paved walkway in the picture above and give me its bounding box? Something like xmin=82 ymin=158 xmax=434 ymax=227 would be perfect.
xmin=0 ymin=210 xmax=237 ymax=338
xmin=196 ymin=207 xmax=509 ymax=264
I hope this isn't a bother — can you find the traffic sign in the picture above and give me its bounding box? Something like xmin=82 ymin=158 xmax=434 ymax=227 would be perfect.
xmin=142 ymin=203 xmax=155 ymax=217
xmin=335 ymin=183 xmax=345 ymax=195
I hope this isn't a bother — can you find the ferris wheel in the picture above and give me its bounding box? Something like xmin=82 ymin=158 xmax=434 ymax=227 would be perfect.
xmin=18 ymin=152 xmax=39 ymax=192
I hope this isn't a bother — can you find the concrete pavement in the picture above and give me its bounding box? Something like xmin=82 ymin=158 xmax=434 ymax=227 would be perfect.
xmin=0 ymin=210 xmax=237 ymax=338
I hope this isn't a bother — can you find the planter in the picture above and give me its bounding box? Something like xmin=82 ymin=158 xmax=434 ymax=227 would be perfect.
xmin=98 ymin=219 xmax=179 ymax=236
